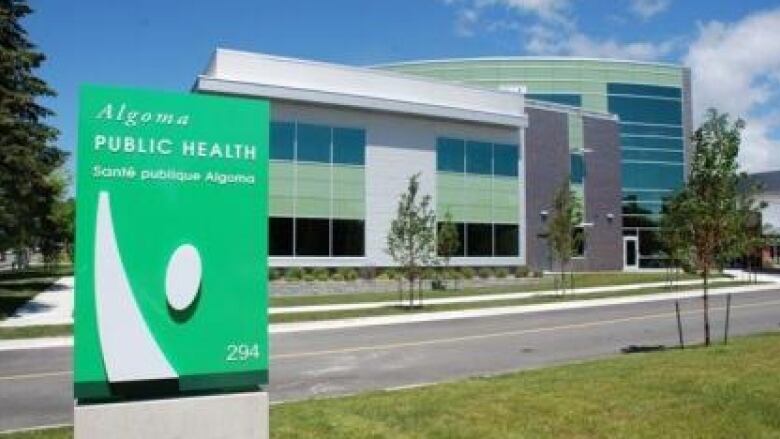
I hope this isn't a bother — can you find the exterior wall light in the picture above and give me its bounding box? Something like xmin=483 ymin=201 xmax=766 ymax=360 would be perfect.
xmin=606 ymin=213 xmax=615 ymax=222
xmin=540 ymin=210 xmax=548 ymax=221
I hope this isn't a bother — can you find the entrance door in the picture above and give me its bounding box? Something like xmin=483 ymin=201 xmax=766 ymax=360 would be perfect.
xmin=623 ymin=236 xmax=639 ymax=270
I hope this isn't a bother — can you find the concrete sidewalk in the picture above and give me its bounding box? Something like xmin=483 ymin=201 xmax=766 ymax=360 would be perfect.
xmin=1 ymin=280 xmax=776 ymax=351
xmin=270 ymin=277 xmax=739 ymax=314
xmin=0 ymin=277 xmax=73 ymax=328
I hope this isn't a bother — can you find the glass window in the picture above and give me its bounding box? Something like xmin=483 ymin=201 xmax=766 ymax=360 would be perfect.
xmin=573 ymin=227 xmax=585 ymax=257
xmin=493 ymin=144 xmax=519 ymax=177
xmin=639 ymin=229 xmax=664 ymax=257
xmin=620 ymin=124 xmax=683 ymax=137
xmin=466 ymin=141 xmax=492 ymax=175
xmin=622 ymin=214 xmax=662 ymax=228
xmin=622 ymin=149 xmax=684 ymax=163
xmin=621 ymin=135 xmax=684 ymax=150
xmin=333 ymin=127 xmax=365 ymax=166
xmin=437 ymin=222 xmax=465 ymax=257
xmin=608 ymin=83 xmax=682 ymax=99
xmin=622 ymin=201 xmax=665 ymax=215
xmin=297 ymin=123 xmax=331 ymax=163
xmin=270 ymin=122 xmax=294 ymax=161
xmin=622 ymin=162 xmax=684 ymax=190
xmin=467 ymin=223 xmax=493 ymax=256
xmin=437 ymin=137 xmax=465 ymax=173
xmin=332 ymin=219 xmax=364 ymax=256
xmin=494 ymin=224 xmax=519 ymax=256
xmin=269 ymin=217 xmax=293 ymax=256
xmin=526 ymin=93 xmax=582 ymax=107
xmin=639 ymin=258 xmax=668 ymax=269
xmin=295 ymin=218 xmax=330 ymax=256
xmin=608 ymin=96 xmax=682 ymax=125
xmin=570 ymin=154 xmax=585 ymax=184
xmin=622 ymin=191 xmax=674 ymax=204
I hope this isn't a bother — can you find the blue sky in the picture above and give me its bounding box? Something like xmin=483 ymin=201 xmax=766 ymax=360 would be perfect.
xmin=25 ymin=0 xmax=780 ymax=173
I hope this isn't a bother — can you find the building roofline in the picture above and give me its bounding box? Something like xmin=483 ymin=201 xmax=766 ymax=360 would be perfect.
xmin=372 ymin=56 xmax=685 ymax=70
xmin=212 ymin=48 xmax=528 ymax=98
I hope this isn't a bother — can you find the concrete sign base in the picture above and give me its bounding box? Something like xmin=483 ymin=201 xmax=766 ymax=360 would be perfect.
xmin=75 ymin=391 xmax=268 ymax=439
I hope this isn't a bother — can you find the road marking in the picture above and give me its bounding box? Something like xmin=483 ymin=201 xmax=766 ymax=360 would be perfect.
xmin=1 ymin=297 xmax=779 ymax=382
xmin=272 ymin=298 xmax=780 ymax=360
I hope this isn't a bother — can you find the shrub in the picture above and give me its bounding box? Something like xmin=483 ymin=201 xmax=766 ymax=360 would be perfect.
xmin=312 ymin=267 xmax=330 ymax=282
xmin=302 ymin=272 xmax=316 ymax=282
xmin=478 ymin=267 xmax=493 ymax=279
xmin=515 ymin=265 xmax=530 ymax=278
xmin=269 ymin=268 xmax=284 ymax=281
xmin=337 ymin=267 xmax=359 ymax=281
xmin=461 ymin=267 xmax=475 ymax=279
xmin=423 ymin=267 xmax=437 ymax=280
xmin=284 ymin=267 xmax=303 ymax=281
xmin=330 ymin=271 xmax=345 ymax=281
xmin=532 ymin=270 xmax=544 ymax=278
xmin=446 ymin=268 xmax=463 ymax=280
xmin=385 ymin=268 xmax=401 ymax=280
xmin=495 ymin=267 xmax=509 ymax=278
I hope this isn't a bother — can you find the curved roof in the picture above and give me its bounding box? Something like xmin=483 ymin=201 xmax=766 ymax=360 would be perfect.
xmin=374 ymin=56 xmax=686 ymax=70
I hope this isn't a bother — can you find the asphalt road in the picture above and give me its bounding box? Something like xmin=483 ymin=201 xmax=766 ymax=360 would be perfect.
xmin=1 ymin=289 xmax=779 ymax=432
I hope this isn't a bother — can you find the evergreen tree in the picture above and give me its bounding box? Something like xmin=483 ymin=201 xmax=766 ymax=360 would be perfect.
xmin=0 ymin=0 xmax=67 ymax=265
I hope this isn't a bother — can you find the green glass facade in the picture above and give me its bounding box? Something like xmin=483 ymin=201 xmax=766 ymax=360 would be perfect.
xmin=436 ymin=136 xmax=521 ymax=257
xmin=269 ymin=121 xmax=366 ymax=257
xmin=383 ymin=58 xmax=690 ymax=268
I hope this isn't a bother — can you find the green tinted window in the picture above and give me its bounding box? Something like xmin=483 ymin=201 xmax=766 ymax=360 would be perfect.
xmin=526 ymin=93 xmax=582 ymax=107
xmin=493 ymin=144 xmax=519 ymax=176
xmin=297 ymin=123 xmax=331 ymax=163
xmin=609 ymin=96 xmax=682 ymax=125
xmin=437 ymin=137 xmax=465 ymax=172
xmin=622 ymin=149 xmax=683 ymax=163
xmin=570 ymin=154 xmax=585 ymax=184
xmin=608 ymin=83 xmax=681 ymax=98
xmin=621 ymin=135 xmax=684 ymax=150
xmin=620 ymin=124 xmax=683 ymax=137
xmin=270 ymin=121 xmax=294 ymax=160
xmin=333 ymin=127 xmax=365 ymax=165
xmin=622 ymin=201 xmax=665 ymax=215
xmin=623 ymin=191 xmax=674 ymax=204
xmin=466 ymin=141 xmax=492 ymax=175
xmin=622 ymin=162 xmax=684 ymax=190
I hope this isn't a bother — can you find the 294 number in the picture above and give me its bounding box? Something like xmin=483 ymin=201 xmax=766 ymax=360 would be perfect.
xmin=226 ymin=343 xmax=261 ymax=361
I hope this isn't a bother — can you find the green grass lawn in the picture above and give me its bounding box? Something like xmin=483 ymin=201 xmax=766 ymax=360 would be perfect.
xmin=270 ymin=271 xmax=703 ymax=307
xmin=7 ymin=332 xmax=780 ymax=438
xmin=269 ymin=280 xmax=750 ymax=324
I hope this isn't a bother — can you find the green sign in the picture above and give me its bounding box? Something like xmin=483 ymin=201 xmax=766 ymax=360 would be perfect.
xmin=74 ymin=85 xmax=269 ymax=400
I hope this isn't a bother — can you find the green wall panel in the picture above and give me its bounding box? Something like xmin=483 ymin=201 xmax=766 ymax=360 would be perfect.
xmin=437 ymin=174 xmax=518 ymax=224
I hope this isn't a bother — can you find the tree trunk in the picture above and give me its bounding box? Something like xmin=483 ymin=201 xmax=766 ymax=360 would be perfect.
xmin=703 ymin=268 xmax=711 ymax=346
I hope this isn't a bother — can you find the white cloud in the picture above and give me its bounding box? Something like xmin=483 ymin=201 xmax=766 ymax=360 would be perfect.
xmin=445 ymin=0 xmax=676 ymax=61
xmin=683 ymin=8 xmax=780 ymax=172
xmin=629 ymin=0 xmax=671 ymax=20
xmin=525 ymin=25 xmax=677 ymax=60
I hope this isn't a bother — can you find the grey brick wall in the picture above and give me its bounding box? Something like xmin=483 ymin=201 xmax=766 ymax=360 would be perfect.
xmin=577 ymin=116 xmax=623 ymax=271
xmin=525 ymin=107 xmax=569 ymax=271
xmin=525 ymin=107 xmax=622 ymax=271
